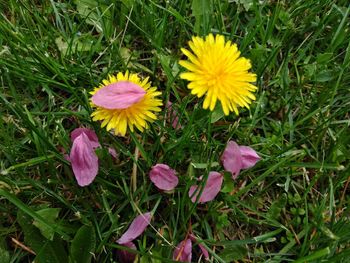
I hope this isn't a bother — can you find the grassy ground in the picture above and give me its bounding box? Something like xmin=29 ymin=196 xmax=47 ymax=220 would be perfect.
xmin=1 ymin=0 xmax=350 ymax=262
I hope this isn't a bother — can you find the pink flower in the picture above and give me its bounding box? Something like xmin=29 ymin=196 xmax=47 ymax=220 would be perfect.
xmin=117 ymin=212 xmax=152 ymax=245
xmin=149 ymin=164 xmax=178 ymax=191
xmin=173 ymin=238 xmax=192 ymax=262
xmin=166 ymin=101 xmax=182 ymax=130
xmin=69 ymin=132 xmax=99 ymax=187
xmin=221 ymin=141 xmax=260 ymax=179
xmin=188 ymin=172 xmax=223 ymax=203
xmin=91 ymin=81 xmax=146 ymax=109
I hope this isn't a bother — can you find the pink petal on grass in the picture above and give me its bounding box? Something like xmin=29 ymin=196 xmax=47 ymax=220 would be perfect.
xmin=173 ymin=239 xmax=192 ymax=262
xmin=239 ymin=146 xmax=261 ymax=169
xmin=198 ymin=244 xmax=209 ymax=260
xmin=91 ymin=81 xmax=146 ymax=109
xmin=149 ymin=164 xmax=178 ymax=191
xmin=221 ymin=141 xmax=242 ymax=179
xmin=117 ymin=212 xmax=152 ymax=245
xmin=166 ymin=101 xmax=182 ymax=130
xmin=71 ymin=128 xmax=100 ymax=148
xmin=117 ymin=241 xmax=137 ymax=263
xmin=188 ymin=172 xmax=223 ymax=203
xmin=70 ymin=133 xmax=99 ymax=187
xmin=108 ymin=147 xmax=118 ymax=159
xmin=189 ymin=234 xmax=209 ymax=260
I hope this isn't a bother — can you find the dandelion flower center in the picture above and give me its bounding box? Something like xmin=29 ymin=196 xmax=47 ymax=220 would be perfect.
xmin=179 ymin=33 xmax=258 ymax=115
xmin=90 ymin=72 xmax=162 ymax=136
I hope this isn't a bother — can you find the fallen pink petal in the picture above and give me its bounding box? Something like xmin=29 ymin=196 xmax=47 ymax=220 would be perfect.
xmin=69 ymin=133 xmax=99 ymax=187
xmin=198 ymin=243 xmax=209 ymax=260
xmin=221 ymin=141 xmax=243 ymax=179
xmin=239 ymin=146 xmax=261 ymax=169
xmin=108 ymin=147 xmax=118 ymax=159
xmin=221 ymin=141 xmax=260 ymax=179
xmin=166 ymin=101 xmax=182 ymax=130
xmin=173 ymin=239 xmax=192 ymax=262
xmin=116 ymin=241 xmax=137 ymax=263
xmin=117 ymin=212 xmax=152 ymax=245
xmin=91 ymin=81 xmax=146 ymax=109
xmin=188 ymin=171 xmax=223 ymax=203
xmin=149 ymin=164 xmax=178 ymax=191
xmin=189 ymin=234 xmax=209 ymax=260
xmin=70 ymin=128 xmax=100 ymax=148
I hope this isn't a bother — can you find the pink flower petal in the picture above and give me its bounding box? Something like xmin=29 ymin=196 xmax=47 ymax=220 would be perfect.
xmin=166 ymin=101 xmax=182 ymax=130
xmin=188 ymin=234 xmax=210 ymax=260
xmin=91 ymin=81 xmax=146 ymax=109
xmin=173 ymin=239 xmax=192 ymax=262
xmin=149 ymin=164 xmax=178 ymax=191
xmin=198 ymin=243 xmax=209 ymax=260
xmin=69 ymin=133 xmax=99 ymax=187
xmin=70 ymin=128 xmax=100 ymax=148
xmin=117 ymin=241 xmax=137 ymax=263
xmin=108 ymin=147 xmax=118 ymax=159
xmin=221 ymin=141 xmax=242 ymax=179
xmin=117 ymin=212 xmax=152 ymax=245
xmin=64 ymin=154 xmax=70 ymax=162
xmin=239 ymin=146 xmax=261 ymax=169
xmin=188 ymin=172 xmax=223 ymax=203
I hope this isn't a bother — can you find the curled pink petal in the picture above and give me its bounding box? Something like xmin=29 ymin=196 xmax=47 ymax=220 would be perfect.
xmin=188 ymin=172 xmax=223 ymax=203
xmin=92 ymin=81 xmax=146 ymax=109
xmin=117 ymin=241 xmax=136 ymax=263
xmin=70 ymin=133 xmax=99 ymax=187
xmin=239 ymin=146 xmax=261 ymax=169
xmin=108 ymin=147 xmax=118 ymax=159
xmin=149 ymin=164 xmax=178 ymax=191
xmin=173 ymin=239 xmax=192 ymax=262
xmin=198 ymin=244 xmax=209 ymax=260
xmin=117 ymin=212 xmax=152 ymax=245
xmin=221 ymin=141 xmax=242 ymax=179
xmin=71 ymin=128 xmax=100 ymax=148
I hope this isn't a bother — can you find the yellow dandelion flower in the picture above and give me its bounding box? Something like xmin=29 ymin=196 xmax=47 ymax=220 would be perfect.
xmin=90 ymin=72 xmax=162 ymax=136
xmin=179 ymin=33 xmax=257 ymax=115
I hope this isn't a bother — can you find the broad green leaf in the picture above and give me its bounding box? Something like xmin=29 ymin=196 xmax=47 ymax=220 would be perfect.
xmin=316 ymin=53 xmax=333 ymax=64
xmin=70 ymin=225 xmax=96 ymax=263
xmin=191 ymin=0 xmax=212 ymax=16
xmin=74 ymin=0 xmax=102 ymax=31
xmin=267 ymin=193 xmax=287 ymax=220
xmin=221 ymin=172 xmax=235 ymax=193
xmin=231 ymin=0 xmax=254 ymax=11
xmin=315 ymin=70 xmax=335 ymax=82
xmin=218 ymin=245 xmax=248 ymax=261
xmin=211 ymin=104 xmax=225 ymax=123
xmin=191 ymin=162 xmax=219 ymax=169
xmin=17 ymin=210 xmax=68 ymax=263
xmin=33 ymin=208 xmax=61 ymax=241
xmin=191 ymin=0 xmax=212 ymax=34
xmin=0 ymin=238 xmax=10 ymax=263
xmin=55 ymin=36 xmax=93 ymax=55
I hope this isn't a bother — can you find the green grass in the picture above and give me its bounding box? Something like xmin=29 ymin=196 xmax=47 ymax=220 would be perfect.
xmin=1 ymin=0 xmax=350 ymax=262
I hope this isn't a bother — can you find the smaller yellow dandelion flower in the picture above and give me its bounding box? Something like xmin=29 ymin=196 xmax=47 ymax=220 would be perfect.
xmin=179 ymin=33 xmax=257 ymax=115
xmin=90 ymin=72 xmax=162 ymax=136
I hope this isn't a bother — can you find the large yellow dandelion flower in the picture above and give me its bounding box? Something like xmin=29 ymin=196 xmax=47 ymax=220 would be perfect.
xmin=179 ymin=33 xmax=257 ymax=115
xmin=90 ymin=72 xmax=162 ymax=136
